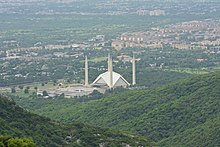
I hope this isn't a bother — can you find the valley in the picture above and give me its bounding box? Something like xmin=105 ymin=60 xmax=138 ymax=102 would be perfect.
xmin=12 ymin=71 xmax=220 ymax=146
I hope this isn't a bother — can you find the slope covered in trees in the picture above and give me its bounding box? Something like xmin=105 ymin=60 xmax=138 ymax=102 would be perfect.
xmin=21 ymin=71 xmax=220 ymax=146
xmin=0 ymin=94 xmax=154 ymax=147
xmin=0 ymin=136 xmax=35 ymax=147
xmin=159 ymin=116 xmax=220 ymax=146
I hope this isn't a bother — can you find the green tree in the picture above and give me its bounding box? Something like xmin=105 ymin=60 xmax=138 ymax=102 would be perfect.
xmin=66 ymin=78 xmax=72 ymax=83
xmin=59 ymin=93 xmax=65 ymax=98
xmin=11 ymin=87 xmax=16 ymax=93
xmin=34 ymin=87 xmax=38 ymax=93
xmin=0 ymin=136 xmax=35 ymax=147
xmin=0 ymin=142 xmax=4 ymax=147
xmin=42 ymin=91 xmax=48 ymax=96
xmin=0 ymin=135 xmax=11 ymax=147
xmin=18 ymin=85 xmax=24 ymax=90
xmin=24 ymin=88 xmax=29 ymax=94
xmin=8 ymin=138 xmax=35 ymax=147
xmin=53 ymin=80 xmax=57 ymax=84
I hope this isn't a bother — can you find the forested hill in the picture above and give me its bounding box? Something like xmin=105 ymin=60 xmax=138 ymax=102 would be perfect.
xmin=28 ymin=71 xmax=220 ymax=146
xmin=0 ymin=94 xmax=154 ymax=147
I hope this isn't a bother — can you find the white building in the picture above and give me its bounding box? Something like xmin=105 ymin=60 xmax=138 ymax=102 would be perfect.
xmin=84 ymin=54 xmax=136 ymax=89
xmin=91 ymin=55 xmax=131 ymax=88
xmin=92 ymin=71 xmax=130 ymax=88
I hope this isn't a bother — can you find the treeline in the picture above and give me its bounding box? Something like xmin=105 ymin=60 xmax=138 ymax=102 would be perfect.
xmin=16 ymin=71 xmax=220 ymax=146
xmin=0 ymin=94 xmax=154 ymax=147
xmin=0 ymin=136 xmax=35 ymax=147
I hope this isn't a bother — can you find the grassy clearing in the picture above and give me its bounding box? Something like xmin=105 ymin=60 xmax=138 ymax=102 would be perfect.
xmin=89 ymin=56 xmax=107 ymax=63
xmin=164 ymin=68 xmax=209 ymax=75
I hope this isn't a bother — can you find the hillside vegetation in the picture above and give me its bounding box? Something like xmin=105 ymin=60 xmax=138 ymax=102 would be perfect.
xmin=0 ymin=94 xmax=154 ymax=147
xmin=0 ymin=136 xmax=35 ymax=147
xmin=18 ymin=71 xmax=220 ymax=146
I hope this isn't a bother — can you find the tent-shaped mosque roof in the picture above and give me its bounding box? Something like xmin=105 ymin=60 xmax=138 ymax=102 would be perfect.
xmin=92 ymin=71 xmax=130 ymax=88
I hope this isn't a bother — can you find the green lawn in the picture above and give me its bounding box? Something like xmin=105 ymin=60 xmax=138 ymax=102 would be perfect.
xmin=89 ymin=56 xmax=107 ymax=63
xmin=164 ymin=68 xmax=209 ymax=74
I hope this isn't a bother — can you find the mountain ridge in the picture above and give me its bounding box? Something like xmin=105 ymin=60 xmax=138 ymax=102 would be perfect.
xmin=0 ymin=94 xmax=154 ymax=147
xmin=19 ymin=71 xmax=220 ymax=146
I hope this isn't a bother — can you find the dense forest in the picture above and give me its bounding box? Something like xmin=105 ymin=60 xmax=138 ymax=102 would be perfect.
xmin=15 ymin=71 xmax=220 ymax=146
xmin=0 ymin=94 xmax=154 ymax=147
xmin=1 ymin=1 xmax=220 ymax=146
xmin=0 ymin=136 xmax=35 ymax=147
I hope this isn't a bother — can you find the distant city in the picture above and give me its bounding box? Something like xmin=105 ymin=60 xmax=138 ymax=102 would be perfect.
xmin=112 ymin=20 xmax=220 ymax=50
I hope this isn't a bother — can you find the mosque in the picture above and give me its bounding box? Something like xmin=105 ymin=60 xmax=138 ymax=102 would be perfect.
xmin=84 ymin=54 xmax=136 ymax=89
xmin=37 ymin=54 xmax=136 ymax=98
